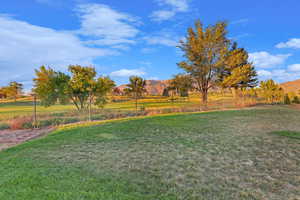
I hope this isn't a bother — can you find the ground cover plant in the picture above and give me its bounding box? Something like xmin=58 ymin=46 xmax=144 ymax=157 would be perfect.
xmin=0 ymin=106 xmax=299 ymax=200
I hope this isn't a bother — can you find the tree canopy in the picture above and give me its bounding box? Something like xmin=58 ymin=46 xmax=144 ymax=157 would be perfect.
xmin=124 ymin=76 xmax=147 ymax=111
xmin=178 ymin=20 xmax=258 ymax=105
xmin=33 ymin=65 xmax=115 ymax=111
xmin=169 ymin=74 xmax=193 ymax=97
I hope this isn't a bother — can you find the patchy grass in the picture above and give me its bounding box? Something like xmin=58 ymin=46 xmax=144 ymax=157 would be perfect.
xmin=272 ymin=130 xmax=300 ymax=140
xmin=0 ymin=106 xmax=300 ymax=199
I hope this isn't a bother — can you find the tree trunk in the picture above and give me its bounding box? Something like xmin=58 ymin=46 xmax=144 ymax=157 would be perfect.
xmin=135 ymin=93 xmax=138 ymax=115
xmin=33 ymin=94 xmax=37 ymax=128
xmin=201 ymin=90 xmax=208 ymax=108
xmin=88 ymin=98 xmax=92 ymax=122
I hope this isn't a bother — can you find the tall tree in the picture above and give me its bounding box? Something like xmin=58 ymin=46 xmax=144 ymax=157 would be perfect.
xmin=33 ymin=66 xmax=69 ymax=107
xmin=124 ymin=76 xmax=147 ymax=112
xmin=178 ymin=20 xmax=229 ymax=104
xmin=220 ymin=42 xmax=258 ymax=93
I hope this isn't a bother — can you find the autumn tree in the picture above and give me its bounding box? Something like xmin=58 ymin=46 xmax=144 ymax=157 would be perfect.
xmin=178 ymin=20 xmax=229 ymax=105
xmin=33 ymin=65 xmax=115 ymax=115
xmin=169 ymin=74 xmax=193 ymax=97
xmin=259 ymin=80 xmax=284 ymax=104
xmin=4 ymin=81 xmax=23 ymax=101
xmin=0 ymin=87 xmax=7 ymax=99
xmin=124 ymin=76 xmax=147 ymax=112
xmin=220 ymin=42 xmax=258 ymax=96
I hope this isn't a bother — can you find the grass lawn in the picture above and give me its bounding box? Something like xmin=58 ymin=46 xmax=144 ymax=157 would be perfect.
xmin=0 ymin=106 xmax=299 ymax=199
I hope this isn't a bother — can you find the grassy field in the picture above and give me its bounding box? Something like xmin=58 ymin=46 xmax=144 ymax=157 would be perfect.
xmin=0 ymin=106 xmax=299 ymax=199
xmin=0 ymin=94 xmax=232 ymax=119
xmin=0 ymin=93 xmax=239 ymax=128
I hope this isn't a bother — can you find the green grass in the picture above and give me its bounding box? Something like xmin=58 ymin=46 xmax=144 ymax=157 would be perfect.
xmin=272 ymin=130 xmax=300 ymax=139
xmin=1 ymin=106 xmax=300 ymax=199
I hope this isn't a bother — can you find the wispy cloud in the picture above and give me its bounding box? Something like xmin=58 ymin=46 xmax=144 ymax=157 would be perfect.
xmin=75 ymin=4 xmax=140 ymax=46
xmin=276 ymin=38 xmax=300 ymax=49
xmin=150 ymin=0 xmax=190 ymax=22
xmin=231 ymin=18 xmax=249 ymax=25
xmin=110 ymin=69 xmax=146 ymax=77
xmin=288 ymin=64 xmax=300 ymax=72
xmin=144 ymin=31 xmax=180 ymax=47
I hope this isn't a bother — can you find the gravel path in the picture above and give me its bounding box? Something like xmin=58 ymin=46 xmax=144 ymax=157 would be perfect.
xmin=0 ymin=127 xmax=55 ymax=151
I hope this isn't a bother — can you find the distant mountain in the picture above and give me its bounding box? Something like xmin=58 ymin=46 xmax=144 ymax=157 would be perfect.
xmin=117 ymin=80 xmax=170 ymax=96
xmin=281 ymin=79 xmax=300 ymax=93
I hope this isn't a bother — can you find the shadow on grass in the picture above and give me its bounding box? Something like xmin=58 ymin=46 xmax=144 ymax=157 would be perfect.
xmin=271 ymin=130 xmax=300 ymax=140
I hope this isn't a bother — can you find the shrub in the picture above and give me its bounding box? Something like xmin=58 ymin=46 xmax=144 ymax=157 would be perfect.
xmin=284 ymin=94 xmax=291 ymax=105
xmin=63 ymin=118 xmax=79 ymax=124
xmin=22 ymin=122 xmax=34 ymax=129
xmin=9 ymin=117 xmax=32 ymax=130
xmin=0 ymin=123 xmax=10 ymax=130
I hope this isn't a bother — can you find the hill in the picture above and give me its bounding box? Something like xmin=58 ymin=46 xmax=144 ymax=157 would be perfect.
xmin=281 ymin=79 xmax=300 ymax=93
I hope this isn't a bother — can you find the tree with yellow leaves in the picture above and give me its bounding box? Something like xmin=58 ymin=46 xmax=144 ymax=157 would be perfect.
xmin=178 ymin=20 xmax=230 ymax=105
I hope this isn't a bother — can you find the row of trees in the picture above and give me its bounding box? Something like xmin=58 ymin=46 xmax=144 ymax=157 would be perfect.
xmin=0 ymin=82 xmax=23 ymax=101
xmin=33 ymin=65 xmax=148 ymax=115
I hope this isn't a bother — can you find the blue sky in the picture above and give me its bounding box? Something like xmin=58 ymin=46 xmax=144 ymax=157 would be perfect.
xmin=1 ymin=0 xmax=300 ymax=90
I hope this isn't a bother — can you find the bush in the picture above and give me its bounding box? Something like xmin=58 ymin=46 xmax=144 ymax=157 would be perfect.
xmin=9 ymin=117 xmax=32 ymax=130
xmin=284 ymin=94 xmax=291 ymax=105
xmin=0 ymin=123 xmax=10 ymax=130
xmin=22 ymin=122 xmax=34 ymax=129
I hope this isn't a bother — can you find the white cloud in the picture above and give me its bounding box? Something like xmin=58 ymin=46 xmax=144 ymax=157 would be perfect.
xmin=257 ymin=68 xmax=300 ymax=83
xmin=248 ymin=51 xmax=291 ymax=68
xmin=0 ymin=15 xmax=116 ymax=87
xmin=288 ymin=64 xmax=300 ymax=72
xmin=76 ymin=4 xmax=139 ymax=46
xmin=144 ymin=31 xmax=179 ymax=47
xmin=110 ymin=69 xmax=146 ymax=77
xmin=144 ymin=36 xmax=178 ymax=47
xmin=257 ymin=70 xmax=272 ymax=77
xmin=151 ymin=10 xmax=175 ymax=21
xmin=276 ymin=38 xmax=300 ymax=49
xmin=141 ymin=48 xmax=156 ymax=54
xmin=150 ymin=0 xmax=189 ymax=21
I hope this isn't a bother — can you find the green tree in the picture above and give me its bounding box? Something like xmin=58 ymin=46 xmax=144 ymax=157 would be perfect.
xmin=284 ymin=94 xmax=291 ymax=105
xmin=33 ymin=66 xmax=70 ymax=107
xmin=33 ymin=65 xmax=115 ymax=113
xmin=178 ymin=20 xmax=229 ymax=105
xmin=169 ymin=74 xmax=193 ymax=97
xmin=124 ymin=76 xmax=147 ymax=112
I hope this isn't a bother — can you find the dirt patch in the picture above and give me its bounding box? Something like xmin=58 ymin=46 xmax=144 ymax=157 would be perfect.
xmin=0 ymin=127 xmax=55 ymax=151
